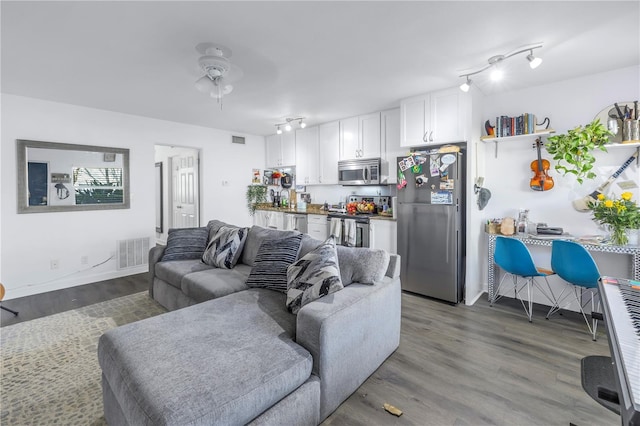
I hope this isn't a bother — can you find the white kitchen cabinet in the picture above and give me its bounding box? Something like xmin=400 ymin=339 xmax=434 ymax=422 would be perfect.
xmin=400 ymin=87 xmax=467 ymax=147
xmin=265 ymin=133 xmax=296 ymax=168
xmin=318 ymin=121 xmax=340 ymax=184
xmin=381 ymin=108 xmax=403 ymax=184
xmin=295 ymin=126 xmax=320 ymax=185
xmin=369 ymin=219 xmax=397 ymax=254
xmin=307 ymin=214 xmax=328 ymax=241
xmin=339 ymin=113 xmax=381 ymax=160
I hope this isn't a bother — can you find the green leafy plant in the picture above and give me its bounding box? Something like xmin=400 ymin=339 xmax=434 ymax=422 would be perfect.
xmin=245 ymin=185 xmax=267 ymax=216
xmin=545 ymin=119 xmax=612 ymax=184
xmin=588 ymin=191 xmax=640 ymax=245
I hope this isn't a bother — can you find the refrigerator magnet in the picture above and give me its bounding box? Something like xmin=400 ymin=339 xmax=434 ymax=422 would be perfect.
xmin=441 ymin=154 xmax=456 ymax=165
xmin=411 ymin=164 xmax=423 ymax=174
xmin=398 ymin=156 xmax=415 ymax=171
xmin=430 ymin=156 xmax=440 ymax=177
xmin=413 ymin=154 xmax=427 ymax=165
xmin=440 ymin=180 xmax=454 ymax=190
xmin=396 ymin=169 xmax=407 ymax=189
xmin=431 ymin=191 xmax=453 ymax=205
xmin=415 ymin=174 xmax=427 ymax=187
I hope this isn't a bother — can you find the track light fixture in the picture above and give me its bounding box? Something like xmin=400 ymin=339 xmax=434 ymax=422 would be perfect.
xmin=274 ymin=117 xmax=307 ymax=134
xmin=458 ymin=43 xmax=543 ymax=91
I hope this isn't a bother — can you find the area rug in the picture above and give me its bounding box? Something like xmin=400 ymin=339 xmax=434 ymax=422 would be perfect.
xmin=0 ymin=292 xmax=167 ymax=425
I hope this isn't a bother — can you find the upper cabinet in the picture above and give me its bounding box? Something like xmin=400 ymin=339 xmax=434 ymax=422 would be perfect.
xmin=295 ymin=126 xmax=320 ymax=185
xmin=381 ymin=108 xmax=403 ymax=184
xmin=401 ymin=87 xmax=467 ymax=147
xmin=339 ymin=113 xmax=381 ymax=160
xmin=318 ymin=121 xmax=340 ymax=185
xmin=265 ymin=133 xmax=296 ymax=168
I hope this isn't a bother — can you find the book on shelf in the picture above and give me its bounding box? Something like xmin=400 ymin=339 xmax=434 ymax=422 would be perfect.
xmin=494 ymin=113 xmax=537 ymax=138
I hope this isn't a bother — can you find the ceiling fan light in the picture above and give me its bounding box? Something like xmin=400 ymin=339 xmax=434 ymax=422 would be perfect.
xmin=527 ymin=53 xmax=542 ymax=69
xmin=195 ymin=75 xmax=215 ymax=92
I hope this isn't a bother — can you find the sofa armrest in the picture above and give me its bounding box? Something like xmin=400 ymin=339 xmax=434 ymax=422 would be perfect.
xmin=295 ymin=276 xmax=401 ymax=421
xmin=148 ymin=245 xmax=166 ymax=298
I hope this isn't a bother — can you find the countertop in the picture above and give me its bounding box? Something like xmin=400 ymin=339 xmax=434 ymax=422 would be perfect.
xmin=254 ymin=204 xmax=396 ymax=221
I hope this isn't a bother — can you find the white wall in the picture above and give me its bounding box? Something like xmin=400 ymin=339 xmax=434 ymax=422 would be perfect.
xmin=476 ymin=65 xmax=640 ymax=307
xmin=1 ymin=94 xmax=265 ymax=299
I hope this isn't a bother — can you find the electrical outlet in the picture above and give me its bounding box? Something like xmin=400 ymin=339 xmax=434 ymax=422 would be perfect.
xmin=50 ymin=259 xmax=59 ymax=270
xmin=81 ymin=256 xmax=88 ymax=265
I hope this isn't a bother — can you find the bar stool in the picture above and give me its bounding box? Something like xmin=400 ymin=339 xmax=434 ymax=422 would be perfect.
xmin=546 ymin=240 xmax=601 ymax=340
xmin=492 ymin=236 xmax=557 ymax=322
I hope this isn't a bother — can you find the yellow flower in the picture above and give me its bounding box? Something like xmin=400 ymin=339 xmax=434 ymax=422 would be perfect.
xmin=597 ymin=193 xmax=605 ymax=200
xmin=604 ymin=200 xmax=614 ymax=208
xmin=621 ymin=192 xmax=633 ymax=201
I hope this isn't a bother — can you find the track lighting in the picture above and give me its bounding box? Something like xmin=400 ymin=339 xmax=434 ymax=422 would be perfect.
xmin=458 ymin=43 xmax=543 ymax=91
xmin=526 ymin=50 xmax=542 ymax=69
xmin=274 ymin=117 xmax=307 ymax=134
xmin=459 ymin=76 xmax=472 ymax=92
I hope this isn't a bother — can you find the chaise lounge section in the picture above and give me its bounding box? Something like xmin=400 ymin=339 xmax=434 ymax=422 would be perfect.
xmin=98 ymin=221 xmax=401 ymax=425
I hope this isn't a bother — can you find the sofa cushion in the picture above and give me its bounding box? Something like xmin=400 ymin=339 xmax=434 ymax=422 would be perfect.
xmin=181 ymin=264 xmax=251 ymax=304
xmin=299 ymin=234 xmax=391 ymax=286
xmin=242 ymin=226 xmax=300 ymax=266
xmin=336 ymin=246 xmax=390 ymax=285
xmin=206 ymin=219 xmax=237 ymax=242
xmin=246 ymin=234 xmax=303 ymax=293
xmin=286 ymin=237 xmax=343 ymax=314
xmin=160 ymin=227 xmax=208 ymax=261
xmin=98 ymin=289 xmax=311 ymax=426
xmin=201 ymin=226 xmax=249 ymax=269
xmin=155 ymin=259 xmax=212 ymax=289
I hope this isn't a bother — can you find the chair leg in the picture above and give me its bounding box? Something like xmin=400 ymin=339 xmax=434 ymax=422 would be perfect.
xmin=0 ymin=303 xmax=18 ymax=316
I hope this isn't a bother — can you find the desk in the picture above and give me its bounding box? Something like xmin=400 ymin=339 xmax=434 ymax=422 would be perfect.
xmin=486 ymin=233 xmax=640 ymax=302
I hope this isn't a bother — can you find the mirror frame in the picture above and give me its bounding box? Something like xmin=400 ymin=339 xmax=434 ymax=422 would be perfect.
xmin=17 ymin=139 xmax=130 ymax=214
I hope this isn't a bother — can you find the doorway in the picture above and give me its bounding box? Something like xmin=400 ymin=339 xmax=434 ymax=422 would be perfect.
xmin=154 ymin=145 xmax=201 ymax=244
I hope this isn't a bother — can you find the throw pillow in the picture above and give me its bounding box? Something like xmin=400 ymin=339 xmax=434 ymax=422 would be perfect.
xmin=245 ymin=234 xmax=303 ymax=292
xmin=161 ymin=227 xmax=209 ymax=262
xmin=201 ymin=226 xmax=249 ymax=269
xmin=286 ymin=237 xmax=343 ymax=314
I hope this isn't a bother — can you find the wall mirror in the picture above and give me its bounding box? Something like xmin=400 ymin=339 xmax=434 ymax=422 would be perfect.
xmin=17 ymin=139 xmax=130 ymax=213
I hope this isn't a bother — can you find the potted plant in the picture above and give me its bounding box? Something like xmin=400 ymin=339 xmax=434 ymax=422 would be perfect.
xmin=545 ymin=118 xmax=612 ymax=184
xmin=589 ymin=192 xmax=640 ymax=245
xmin=245 ymin=185 xmax=267 ymax=216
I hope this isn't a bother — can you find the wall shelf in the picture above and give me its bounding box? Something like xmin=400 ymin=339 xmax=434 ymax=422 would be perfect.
xmin=480 ymin=129 xmax=555 ymax=158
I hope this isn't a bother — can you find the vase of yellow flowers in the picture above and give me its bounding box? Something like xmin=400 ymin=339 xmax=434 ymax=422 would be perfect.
xmin=588 ymin=192 xmax=640 ymax=245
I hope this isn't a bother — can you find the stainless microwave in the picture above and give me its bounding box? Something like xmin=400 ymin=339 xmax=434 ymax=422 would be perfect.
xmin=338 ymin=158 xmax=381 ymax=185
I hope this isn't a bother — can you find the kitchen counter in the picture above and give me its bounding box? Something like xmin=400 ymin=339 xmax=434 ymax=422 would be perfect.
xmin=253 ymin=204 xmax=396 ymax=221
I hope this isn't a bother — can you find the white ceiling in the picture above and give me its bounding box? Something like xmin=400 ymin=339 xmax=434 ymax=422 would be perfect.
xmin=2 ymin=1 xmax=638 ymax=136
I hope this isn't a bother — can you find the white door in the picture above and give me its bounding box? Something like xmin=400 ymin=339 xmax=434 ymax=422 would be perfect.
xmin=172 ymin=153 xmax=199 ymax=228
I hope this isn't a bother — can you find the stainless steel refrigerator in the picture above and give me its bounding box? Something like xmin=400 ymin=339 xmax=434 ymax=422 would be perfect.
xmin=396 ymin=151 xmax=465 ymax=303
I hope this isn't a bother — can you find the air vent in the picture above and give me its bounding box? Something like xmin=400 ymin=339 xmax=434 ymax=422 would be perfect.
xmin=232 ymin=135 xmax=245 ymax=144
xmin=116 ymin=237 xmax=150 ymax=270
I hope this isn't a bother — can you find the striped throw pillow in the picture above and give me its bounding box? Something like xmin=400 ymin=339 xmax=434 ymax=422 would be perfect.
xmin=202 ymin=226 xmax=249 ymax=269
xmin=245 ymin=234 xmax=303 ymax=292
xmin=161 ymin=227 xmax=209 ymax=261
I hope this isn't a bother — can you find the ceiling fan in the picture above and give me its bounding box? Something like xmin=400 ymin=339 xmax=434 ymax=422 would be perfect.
xmin=194 ymin=42 xmax=243 ymax=107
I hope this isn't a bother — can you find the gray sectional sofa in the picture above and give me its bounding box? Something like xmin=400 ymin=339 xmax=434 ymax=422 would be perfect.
xmin=98 ymin=221 xmax=401 ymax=425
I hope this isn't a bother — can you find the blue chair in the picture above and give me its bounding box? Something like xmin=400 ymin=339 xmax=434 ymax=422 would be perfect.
xmin=547 ymin=240 xmax=601 ymax=340
xmin=492 ymin=236 xmax=557 ymax=322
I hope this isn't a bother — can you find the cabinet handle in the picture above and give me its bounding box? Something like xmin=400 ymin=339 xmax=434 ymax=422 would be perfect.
xmin=429 ymin=131 xmax=434 ymax=142
xmin=423 ymin=131 xmax=429 ymax=142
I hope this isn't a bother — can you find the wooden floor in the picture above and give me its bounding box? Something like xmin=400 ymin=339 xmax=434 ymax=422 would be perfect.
xmin=1 ymin=275 xmax=619 ymax=425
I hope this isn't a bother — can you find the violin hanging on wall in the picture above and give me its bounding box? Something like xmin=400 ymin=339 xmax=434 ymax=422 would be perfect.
xmin=530 ymin=137 xmax=554 ymax=191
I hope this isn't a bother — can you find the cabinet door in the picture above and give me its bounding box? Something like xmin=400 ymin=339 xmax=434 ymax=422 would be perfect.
xmin=381 ymin=108 xmax=402 ymax=184
xmin=265 ymin=134 xmax=281 ymax=168
xmin=280 ymin=132 xmax=296 ymax=166
xmin=339 ymin=116 xmax=360 ymax=160
xmin=431 ymin=88 xmax=465 ymax=144
xmin=400 ymin=94 xmax=430 ymax=147
xmin=307 ymin=215 xmax=329 ymax=241
xmin=296 ymin=127 xmax=319 ymax=185
xmin=359 ymin=112 xmax=381 ymax=158
xmin=319 ymin=121 xmax=340 ymax=185
xmin=369 ymin=220 xmax=397 ymax=254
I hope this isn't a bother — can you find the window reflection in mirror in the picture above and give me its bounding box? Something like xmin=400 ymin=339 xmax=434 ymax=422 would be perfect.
xmin=17 ymin=140 xmax=130 ymax=213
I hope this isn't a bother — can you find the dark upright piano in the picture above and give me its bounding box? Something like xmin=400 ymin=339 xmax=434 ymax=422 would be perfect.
xmin=598 ymin=276 xmax=640 ymax=425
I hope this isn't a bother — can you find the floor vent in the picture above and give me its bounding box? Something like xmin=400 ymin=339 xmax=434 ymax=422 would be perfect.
xmin=117 ymin=237 xmax=150 ymax=270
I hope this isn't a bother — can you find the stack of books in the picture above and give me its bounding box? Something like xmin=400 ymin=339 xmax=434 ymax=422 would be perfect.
xmin=495 ymin=113 xmax=537 ymax=137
